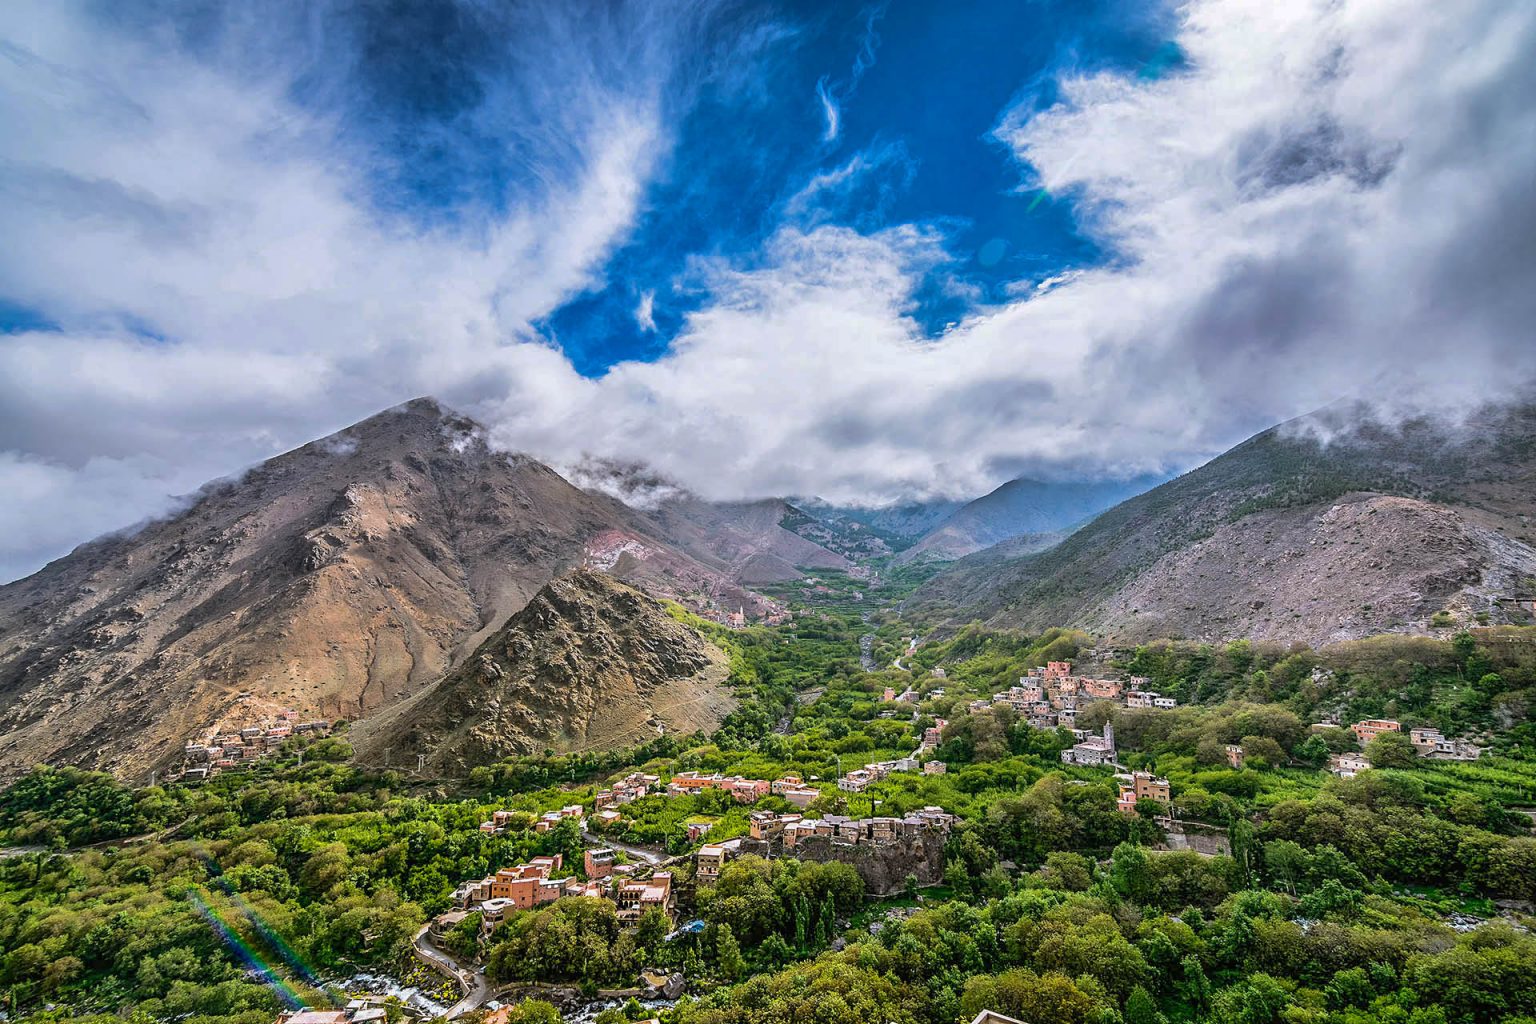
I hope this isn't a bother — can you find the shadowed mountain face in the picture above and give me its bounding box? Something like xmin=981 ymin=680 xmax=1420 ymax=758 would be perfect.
xmin=351 ymin=570 xmax=735 ymax=775
xmin=0 ymin=399 xmax=787 ymax=780
xmin=896 ymin=475 xmax=1162 ymax=563
xmin=911 ymin=403 xmax=1536 ymax=646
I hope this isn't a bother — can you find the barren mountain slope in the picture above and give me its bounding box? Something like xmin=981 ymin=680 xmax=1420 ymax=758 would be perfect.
xmin=646 ymin=498 xmax=852 ymax=583
xmin=0 ymin=399 xmax=751 ymax=780
xmin=911 ymin=403 xmax=1536 ymax=645
xmin=351 ymin=570 xmax=735 ymax=774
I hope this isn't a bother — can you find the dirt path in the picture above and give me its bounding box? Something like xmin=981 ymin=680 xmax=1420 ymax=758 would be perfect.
xmin=412 ymin=926 xmax=487 ymax=1019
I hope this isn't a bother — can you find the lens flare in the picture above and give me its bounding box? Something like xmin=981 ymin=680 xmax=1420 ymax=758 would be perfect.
xmin=187 ymin=888 xmax=306 ymax=1009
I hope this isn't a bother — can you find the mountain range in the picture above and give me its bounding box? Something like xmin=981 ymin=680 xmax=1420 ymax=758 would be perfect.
xmin=3 ymin=395 xmax=1533 ymax=780
xmin=0 ymin=399 xmax=839 ymax=780
xmin=893 ymin=475 xmax=1161 ymax=563
xmin=909 ymin=402 xmax=1536 ymax=645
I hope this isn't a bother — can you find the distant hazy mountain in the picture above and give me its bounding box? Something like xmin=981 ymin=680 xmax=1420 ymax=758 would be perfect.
xmin=910 ymin=402 xmax=1536 ymax=645
xmin=897 ymin=475 xmax=1162 ymax=563
xmin=567 ymin=457 xmax=854 ymax=581
xmin=646 ymin=497 xmax=853 ymax=583
xmin=792 ymin=497 xmax=967 ymax=554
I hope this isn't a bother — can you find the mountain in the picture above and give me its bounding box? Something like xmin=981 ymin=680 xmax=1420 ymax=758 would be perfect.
xmin=646 ymin=498 xmax=853 ymax=583
xmin=896 ymin=476 xmax=1160 ymax=563
xmin=910 ymin=403 xmax=1536 ymax=645
xmin=351 ymin=570 xmax=734 ymax=774
xmin=565 ymin=457 xmax=855 ymax=579
xmin=786 ymin=498 xmax=967 ymax=557
xmin=0 ymin=399 xmax=763 ymax=780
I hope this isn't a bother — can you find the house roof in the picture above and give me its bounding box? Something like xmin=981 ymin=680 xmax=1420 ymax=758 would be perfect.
xmin=969 ymin=1012 xmax=1028 ymax=1024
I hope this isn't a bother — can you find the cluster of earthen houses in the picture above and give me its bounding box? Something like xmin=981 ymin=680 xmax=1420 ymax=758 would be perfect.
xmin=609 ymin=769 xmax=826 ymax=808
xmin=1348 ymin=718 xmax=1481 ymax=758
xmin=696 ymin=806 xmax=957 ymax=883
xmin=449 ymin=851 xmax=674 ymax=935
xmin=594 ymin=769 xmax=828 ymax=811
xmin=969 ymin=661 xmax=1177 ymax=731
xmin=180 ymin=714 xmax=331 ymax=780
xmin=477 ymin=803 xmax=585 ymax=835
xmin=275 ymin=1002 xmax=387 ymax=1024
xmin=1324 ymin=719 xmax=1482 ymax=775
xmin=692 ymin=603 xmax=793 ymax=628
xmin=835 ymin=754 xmax=945 ymax=792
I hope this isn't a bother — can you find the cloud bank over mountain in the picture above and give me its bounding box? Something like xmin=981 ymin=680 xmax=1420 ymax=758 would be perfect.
xmin=0 ymin=0 xmax=1531 ymax=581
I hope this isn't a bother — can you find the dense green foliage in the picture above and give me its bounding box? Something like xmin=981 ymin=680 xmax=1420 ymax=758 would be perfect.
xmin=1 ymin=578 xmax=1534 ymax=1024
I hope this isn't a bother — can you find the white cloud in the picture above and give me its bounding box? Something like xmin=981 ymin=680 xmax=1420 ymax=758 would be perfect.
xmin=481 ymin=0 xmax=1533 ymax=509
xmin=635 ymin=290 xmax=657 ymax=332
xmin=815 ymin=76 xmax=840 ymax=142
xmin=1 ymin=0 xmax=1533 ymax=582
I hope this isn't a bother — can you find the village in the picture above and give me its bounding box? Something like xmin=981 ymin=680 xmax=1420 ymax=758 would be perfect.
xmin=965 ymin=659 xmax=1179 ymax=731
xmin=1325 ymin=717 xmax=1484 ymax=777
xmin=178 ymin=712 xmax=333 ymax=781
xmin=203 ymin=656 xmax=1499 ymax=1024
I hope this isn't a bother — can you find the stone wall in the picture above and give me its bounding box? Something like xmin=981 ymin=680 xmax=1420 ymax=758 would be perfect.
xmin=739 ymin=834 xmax=947 ymax=895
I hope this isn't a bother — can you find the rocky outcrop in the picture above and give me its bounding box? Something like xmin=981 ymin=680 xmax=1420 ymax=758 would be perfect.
xmin=350 ymin=570 xmax=736 ymax=774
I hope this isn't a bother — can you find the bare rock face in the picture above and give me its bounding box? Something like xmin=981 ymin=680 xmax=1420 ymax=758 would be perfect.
xmin=1086 ymin=494 xmax=1536 ymax=646
xmin=0 ymin=399 xmax=755 ymax=781
xmin=350 ymin=570 xmax=736 ymax=774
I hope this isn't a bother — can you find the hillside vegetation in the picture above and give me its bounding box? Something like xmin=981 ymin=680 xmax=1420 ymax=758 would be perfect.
xmin=2 ymin=570 xmax=1534 ymax=1024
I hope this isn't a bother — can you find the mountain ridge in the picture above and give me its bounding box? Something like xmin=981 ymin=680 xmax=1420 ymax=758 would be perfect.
xmin=895 ymin=474 xmax=1162 ymax=563
xmin=350 ymin=569 xmax=735 ymax=774
xmin=909 ymin=403 xmax=1536 ymax=645
xmin=0 ymin=399 xmax=778 ymax=780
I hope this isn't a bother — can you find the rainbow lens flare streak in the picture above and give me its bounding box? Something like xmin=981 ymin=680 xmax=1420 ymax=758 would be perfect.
xmin=188 ymin=887 xmax=306 ymax=1009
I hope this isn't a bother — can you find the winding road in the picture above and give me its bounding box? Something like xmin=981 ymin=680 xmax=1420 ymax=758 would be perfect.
xmin=580 ymin=826 xmax=673 ymax=867
xmin=411 ymin=926 xmax=489 ymax=1019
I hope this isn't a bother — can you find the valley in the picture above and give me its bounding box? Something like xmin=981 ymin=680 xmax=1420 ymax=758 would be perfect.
xmin=1 ymin=398 xmax=1535 ymax=1024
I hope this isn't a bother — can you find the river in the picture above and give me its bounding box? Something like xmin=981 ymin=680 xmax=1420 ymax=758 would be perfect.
xmin=859 ymin=633 xmax=876 ymax=671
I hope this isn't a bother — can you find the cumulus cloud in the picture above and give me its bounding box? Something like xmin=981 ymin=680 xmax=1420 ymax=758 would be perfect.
xmin=1 ymin=0 xmax=1533 ymax=582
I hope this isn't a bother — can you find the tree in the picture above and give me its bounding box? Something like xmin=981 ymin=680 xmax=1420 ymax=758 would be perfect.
xmin=1296 ymin=734 xmax=1330 ymax=767
xmin=1325 ymin=967 xmax=1374 ymax=1009
xmin=1125 ymin=985 xmax=1162 ymax=1024
xmin=819 ymin=893 xmax=837 ymax=944
xmin=1262 ymin=841 xmax=1309 ymax=895
xmin=1208 ymin=972 xmax=1291 ymax=1024
xmin=1365 ymin=731 xmax=1417 ymax=769
xmin=501 ymin=1000 xmax=563 ymax=1024
xmin=759 ymin=932 xmax=791 ymax=968
xmin=1239 ymin=735 xmax=1286 ymax=767
xmin=635 ymin=906 xmax=669 ymax=952
xmin=1111 ymin=842 xmax=1151 ymax=904
xmin=715 ymin=924 xmax=745 ymax=981
xmin=1179 ymin=955 xmax=1212 ymax=1010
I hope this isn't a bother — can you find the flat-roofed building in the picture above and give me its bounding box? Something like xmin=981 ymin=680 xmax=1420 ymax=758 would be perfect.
xmin=1350 ymin=719 xmax=1401 ymax=743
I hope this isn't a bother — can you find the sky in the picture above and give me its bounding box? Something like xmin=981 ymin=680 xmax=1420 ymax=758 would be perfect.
xmin=0 ymin=0 xmax=1534 ymax=583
